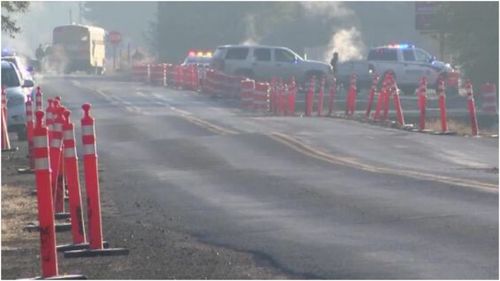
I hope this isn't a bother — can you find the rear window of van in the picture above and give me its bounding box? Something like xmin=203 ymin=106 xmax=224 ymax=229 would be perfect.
xmin=225 ymin=48 xmax=249 ymax=60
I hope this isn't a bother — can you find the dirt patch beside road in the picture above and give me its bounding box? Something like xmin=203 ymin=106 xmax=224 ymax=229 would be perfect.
xmin=1 ymin=139 xmax=293 ymax=279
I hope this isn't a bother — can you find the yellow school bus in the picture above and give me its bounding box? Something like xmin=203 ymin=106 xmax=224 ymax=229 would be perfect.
xmin=51 ymin=24 xmax=106 ymax=74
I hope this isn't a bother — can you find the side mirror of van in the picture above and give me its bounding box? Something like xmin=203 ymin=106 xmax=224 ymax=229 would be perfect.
xmin=22 ymin=79 xmax=34 ymax=88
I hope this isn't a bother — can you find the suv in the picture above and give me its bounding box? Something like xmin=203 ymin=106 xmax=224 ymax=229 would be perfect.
xmin=210 ymin=45 xmax=333 ymax=85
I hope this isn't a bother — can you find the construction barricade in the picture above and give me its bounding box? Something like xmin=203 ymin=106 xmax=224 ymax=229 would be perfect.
xmin=240 ymin=79 xmax=255 ymax=110
xmin=480 ymin=83 xmax=497 ymax=115
xmin=150 ymin=64 xmax=167 ymax=86
xmin=254 ymin=82 xmax=270 ymax=113
xmin=132 ymin=64 xmax=149 ymax=82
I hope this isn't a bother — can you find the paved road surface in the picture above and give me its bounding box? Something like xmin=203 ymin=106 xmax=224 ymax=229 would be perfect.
xmin=41 ymin=75 xmax=498 ymax=279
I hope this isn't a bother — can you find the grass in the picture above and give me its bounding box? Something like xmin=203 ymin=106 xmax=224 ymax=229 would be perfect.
xmin=425 ymin=118 xmax=498 ymax=136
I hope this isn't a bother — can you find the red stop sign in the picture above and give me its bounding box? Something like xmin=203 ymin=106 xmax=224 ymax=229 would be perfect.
xmin=108 ymin=31 xmax=122 ymax=45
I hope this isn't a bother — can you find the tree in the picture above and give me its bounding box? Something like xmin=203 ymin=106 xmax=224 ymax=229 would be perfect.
xmin=1 ymin=1 xmax=30 ymax=38
xmin=436 ymin=2 xmax=498 ymax=86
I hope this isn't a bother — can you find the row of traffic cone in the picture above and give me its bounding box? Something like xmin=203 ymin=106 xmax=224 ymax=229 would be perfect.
xmin=20 ymin=88 xmax=128 ymax=279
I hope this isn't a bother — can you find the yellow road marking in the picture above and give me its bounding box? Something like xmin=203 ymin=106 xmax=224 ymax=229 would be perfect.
xmin=182 ymin=115 xmax=239 ymax=135
xmin=269 ymin=132 xmax=498 ymax=192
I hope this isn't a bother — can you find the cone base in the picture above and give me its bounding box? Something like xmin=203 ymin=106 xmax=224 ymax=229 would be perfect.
xmin=432 ymin=131 xmax=457 ymax=136
xmin=64 ymin=247 xmax=129 ymax=258
xmin=17 ymin=167 xmax=34 ymax=174
xmin=24 ymin=222 xmax=72 ymax=232
xmin=55 ymin=212 xmax=71 ymax=220
xmin=29 ymin=274 xmax=87 ymax=279
xmin=57 ymin=241 xmax=109 ymax=252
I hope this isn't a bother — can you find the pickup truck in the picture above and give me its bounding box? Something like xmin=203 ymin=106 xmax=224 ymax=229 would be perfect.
xmin=337 ymin=44 xmax=460 ymax=93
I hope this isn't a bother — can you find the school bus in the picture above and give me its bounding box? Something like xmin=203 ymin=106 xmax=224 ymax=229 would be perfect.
xmin=51 ymin=24 xmax=106 ymax=74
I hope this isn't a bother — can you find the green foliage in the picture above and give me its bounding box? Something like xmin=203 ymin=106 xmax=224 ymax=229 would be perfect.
xmin=1 ymin=1 xmax=30 ymax=38
xmin=437 ymin=2 xmax=498 ymax=85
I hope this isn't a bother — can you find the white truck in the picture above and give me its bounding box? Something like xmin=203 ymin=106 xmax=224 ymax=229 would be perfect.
xmin=337 ymin=44 xmax=460 ymax=93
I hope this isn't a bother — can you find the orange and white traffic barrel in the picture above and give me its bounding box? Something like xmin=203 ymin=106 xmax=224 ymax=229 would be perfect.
xmin=56 ymin=109 xmax=89 ymax=252
xmin=50 ymin=103 xmax=68 ymax=218
xmin=466 ymin=81 xmax=479 ymax=136
xmin=33 ymin=110 xmax=59 ymax=277
xmin=437 ymin=78 xmax=449 ymax=133
xmin=327 ymin=77 xmax=337 ymax=117
xmin=391 ymin=76 xmax=406 ymax=127
xmin=365 ymin=75 xmax=379 ymax=118
xmin=254 ymin=82 xmax=270 ymax=113
xmin=418 ymin=77 xmax=428 ymax=131
xmin=240 ymin=79 xmax=255 ymax=110
xmin=287 ymin=77 xmax=297 ymax=116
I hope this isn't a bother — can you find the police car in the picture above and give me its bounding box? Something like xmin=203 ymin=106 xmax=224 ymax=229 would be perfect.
xmin=337 ymin=44 xmax=460 ymax=93
xmin=181 ymin=50 xmax=213 ymax=85
xmin=1 ymin=61 xmax=35 ymax=140
xmin=1 ymin=48 xmax=34 ymax=82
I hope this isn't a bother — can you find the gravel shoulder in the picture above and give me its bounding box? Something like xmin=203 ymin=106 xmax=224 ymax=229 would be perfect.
xmin=1 ymin=137 xmax=293 ymax=279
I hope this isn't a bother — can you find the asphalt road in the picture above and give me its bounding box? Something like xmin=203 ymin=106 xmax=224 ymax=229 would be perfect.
xmin=40 ymin=75 xmax=498 ymax=279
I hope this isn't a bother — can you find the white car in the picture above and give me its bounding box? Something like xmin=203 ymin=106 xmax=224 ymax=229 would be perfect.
xmin=1 ymin=60 xmax=34 ymax=140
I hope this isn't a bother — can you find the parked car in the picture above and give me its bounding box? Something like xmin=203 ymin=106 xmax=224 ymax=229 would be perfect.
xmin=1 ymin=60 xmax=34 ymax=140
xmin=337 ymin=44 xmax=460 ymax=94
xmin=210 ymin=44 xmax=333 ymax=86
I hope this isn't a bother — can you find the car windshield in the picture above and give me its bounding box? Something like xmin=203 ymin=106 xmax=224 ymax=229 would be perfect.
xmin=1 ymin=66 xmax=21 ymax=87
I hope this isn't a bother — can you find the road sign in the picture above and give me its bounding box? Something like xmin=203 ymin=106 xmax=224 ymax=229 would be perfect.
xmin=108 ymin=31 xmax=122 ymax=45
xmin=415 ymin=2 xmax=439 ymax=31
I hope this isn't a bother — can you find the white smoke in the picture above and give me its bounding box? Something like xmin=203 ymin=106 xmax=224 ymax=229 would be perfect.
xmin=300 ymin=2 xmax=366 ymax=63
xmin=240 ymin=13 xmax=261 ymax=45
xmin=324 ymin=27 xmax=365 ymax=62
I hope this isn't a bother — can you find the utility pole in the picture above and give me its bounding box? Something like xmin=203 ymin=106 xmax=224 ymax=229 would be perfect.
xmin=439 ymin=31 xmax=445 ymax=61
xmin=78 ymin=2 xmax=82 ymax=24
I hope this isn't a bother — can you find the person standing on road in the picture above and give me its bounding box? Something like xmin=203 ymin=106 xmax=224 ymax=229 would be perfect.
xmin=35 ymin=44 xmax=45 ymax=72
xmin=330 ymin=52 xmax=338 ymax=77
